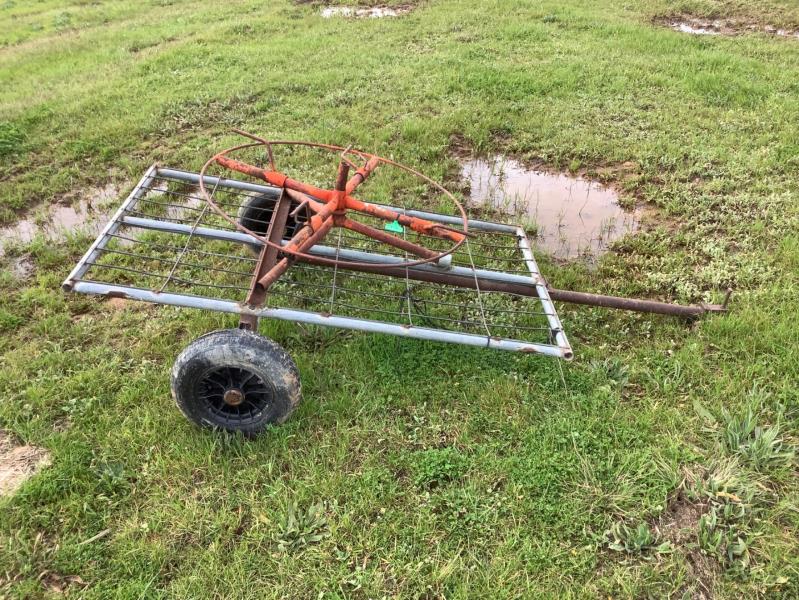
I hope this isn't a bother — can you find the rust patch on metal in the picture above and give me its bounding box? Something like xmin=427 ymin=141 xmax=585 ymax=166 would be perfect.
xmin=105 ymin=290 xmax=129 ymax=299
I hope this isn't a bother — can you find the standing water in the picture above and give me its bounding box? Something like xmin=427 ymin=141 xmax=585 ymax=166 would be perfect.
xmin=461 ymin=156 xmax=638 ymax=258
xmin=320 ymin=6 xmax=410 ymax=18
xmin=0 ymin=183 xmax=119 ymax=255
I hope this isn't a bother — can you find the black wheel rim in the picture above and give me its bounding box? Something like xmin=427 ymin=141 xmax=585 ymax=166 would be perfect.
xmin=241 ymin=195 xmax=301 ymax=237
xmin=241 ymin=203 xmax=275 ymax=236
xmin=196 ymin=366 xmax=276 ymax=426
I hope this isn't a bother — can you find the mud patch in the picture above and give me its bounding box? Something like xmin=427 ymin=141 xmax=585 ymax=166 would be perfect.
xmin=40 ymin=572 xmax=87 ymax=595
xmin=105 ymin=297 xmax=131 ymax=311
xmin=0 ymin=430 xmax=50 ymax=496
xmin=654 ymin=493 xmax=707 ymax=546
xmin=652 ymin=494 xmax=717 ymax=599
xmin=665 ymin=16 xmax=799 ymax=38
xmin=460 ymin=155 xmax=639 ymax=258
xmin=320 ymin=5 xmax=411 ymax=18
xmin=9 ymin=255 xmax=35 ymax=280
xmin=672 ymin=20 xmax=723 ymax=36
xmin=0 ymin=183 xmax=120 ymax=255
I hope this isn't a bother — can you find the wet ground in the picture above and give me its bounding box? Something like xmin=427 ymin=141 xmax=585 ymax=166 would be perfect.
xmin=668 ymin=17 xmax=799 ymax=38
xmin=0 ymin=183 xmax=120 ymax=256
xmin=9 ymin=255 xmax=35 ymax=279
xmin=0 ymin=430 xmax=49 ymax=497
xmin=461 ymin=156 xmax=638 ymax=259
xmin=672 ymin=21 xmax=721 ymax=35
xmin=320 ymin=6 xmax=410 ymax=19
xmin=0 ymin=162 xmax=636 ymax=264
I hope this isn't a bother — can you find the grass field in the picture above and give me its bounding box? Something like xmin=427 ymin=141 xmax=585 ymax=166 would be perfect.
xmin=1 ymin=0 xmax=798 ymax=597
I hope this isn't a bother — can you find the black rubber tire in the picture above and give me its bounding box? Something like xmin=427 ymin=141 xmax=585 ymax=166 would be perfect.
xmin=237 ymin=192 xmax=301 ymax=239
xmin=171 ymin=329 xmax=302 ymax=435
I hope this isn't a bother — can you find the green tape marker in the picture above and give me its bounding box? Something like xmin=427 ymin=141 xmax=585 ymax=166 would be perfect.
xmin=384 ymin=220 xmax=403 ymax=234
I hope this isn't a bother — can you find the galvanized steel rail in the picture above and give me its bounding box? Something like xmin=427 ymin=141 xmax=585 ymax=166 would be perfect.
xmin=64 ymin=165 xmax=574 ymax=358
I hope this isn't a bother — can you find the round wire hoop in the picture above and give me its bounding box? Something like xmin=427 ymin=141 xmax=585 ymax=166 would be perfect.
xmin=198 ymin=139 xmax=469 ymax=271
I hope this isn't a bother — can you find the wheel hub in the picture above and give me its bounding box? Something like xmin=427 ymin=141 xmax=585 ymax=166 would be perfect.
xmin=196 ymin=364 xmax=277 ymax=425
xmin=223 ymin=388 xmax=245 ymax=406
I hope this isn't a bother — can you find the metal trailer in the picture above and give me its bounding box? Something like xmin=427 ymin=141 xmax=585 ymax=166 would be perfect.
xmin=62 ymin=135 xmax=728 ymax=435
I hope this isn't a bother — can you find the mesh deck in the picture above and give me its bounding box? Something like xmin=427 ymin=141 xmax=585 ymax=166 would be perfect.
xmin=64 ymin=165 xmax=571 ymax=357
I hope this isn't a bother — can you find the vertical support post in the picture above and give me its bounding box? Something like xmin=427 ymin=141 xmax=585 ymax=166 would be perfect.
xmin=239 ymin=189 xmax=292 ymax=330
xmin=255 ymin=158 xmax=350 ymax=289
xmin=333 ymin=160 xmax=351 ymax=213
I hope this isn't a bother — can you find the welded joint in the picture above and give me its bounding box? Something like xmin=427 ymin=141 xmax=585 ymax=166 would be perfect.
xmin=699 ymin=288 xmax=733 ymax=313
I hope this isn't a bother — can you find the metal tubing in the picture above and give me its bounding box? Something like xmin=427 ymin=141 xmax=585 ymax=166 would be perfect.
xmin=346 ymin=156 xmax=380 ymax=194
xmin=156 ymin=167 xmax=518 ymax=234
xmin=157 ymin=168 xmax=283 ymax=198
xmin=341 ymin=217 xmax=441 ymax=261
xmin=62 ymin=164 xmax=158 ymax=291
xmin=546 ymin=289 xmax=709 ymax=318
xmin=120 ymin=215 xmax=540 ymax=286
xmin=517 ymin=228 xmax=572 ymax=356
xmin=70 ymin=281 xmax=570 ymax=358
xmin=215 ymin=156 xmax=335 ymax=203
xmin=258 ymin=217 xmax=335 ymax=288
xmin=117 ymin=216 xmax=718 ymax=318
xmin=293 ymin=253 xmax=543 ymax=298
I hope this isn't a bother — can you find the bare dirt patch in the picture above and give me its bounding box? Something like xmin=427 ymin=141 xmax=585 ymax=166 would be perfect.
xmin=662 ymin=15 xmax=799 ymax=38
xmin=105 ymin=297 xmax=131 ymax=311
xmin=0 ymin=430 xmax=50 ymax=497
xmin=459 ymin=154 xmax=640 ymax=259
xmin=39 ymin=572 xmax=88 ymax=595
xmin=652 ymin=493 xmax=718 ymax=599
xmin=654 ymin=493 xmax=707 ymax=546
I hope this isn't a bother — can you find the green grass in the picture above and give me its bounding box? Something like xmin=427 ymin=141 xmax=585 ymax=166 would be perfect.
xmin=1 ymin=0 xmax=798 ymax=597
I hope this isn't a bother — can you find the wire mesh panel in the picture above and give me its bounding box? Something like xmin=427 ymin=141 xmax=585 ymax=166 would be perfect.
xmin=64 ymin=165 xmax=572 ymax=358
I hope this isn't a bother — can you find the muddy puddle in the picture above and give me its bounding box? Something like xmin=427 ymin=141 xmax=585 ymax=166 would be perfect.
xmin=0 ymin=430 xmax=50 ymax=497
xmin=668 ymin=18 xmax=799 ymax=38
xmin=0 ymin=183 xmax=120 ymax=256
xmin=0 ymin=181 xmax=210 ymax=261
xmin=320 ymin=6 xmax=410 ymax=18
xmin=9 ymin=255 xmax=35 ymax=279
xmin=461 ymin=156 xmax=638 ymax=259
xmin=672 ymin=21 xmax=721 ymax=35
